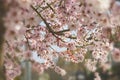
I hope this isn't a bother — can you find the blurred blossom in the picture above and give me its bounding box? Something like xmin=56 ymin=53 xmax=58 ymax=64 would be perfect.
xmin=87 ymin=0 xmax=111 ymax=13
xmin=94 ymin=72 xmax=101 ymax=80
xmin=112 ymin=48 xmax=120 ymax=62
xmin=85 ymin=59 xmax=97 ymax=72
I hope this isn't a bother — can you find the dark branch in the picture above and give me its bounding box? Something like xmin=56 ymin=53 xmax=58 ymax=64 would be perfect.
xmin=47 ymin=3 xmax=55 ymax=13
xmin=31 ymin=5 xmax=66 ymax=42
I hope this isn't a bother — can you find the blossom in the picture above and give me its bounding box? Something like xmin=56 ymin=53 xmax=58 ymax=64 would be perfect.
xmin=85 ymin=59 xmax=97 ymax=72
xmin=54 ymin=66 xmax=66 ymax=76
xmin=3 ymin=0 xmax=120 ymax=79
xmin=112 ymin=48 xmax=120 ymax=62
xmin=94 ymin=72 xmax=101 ymax=80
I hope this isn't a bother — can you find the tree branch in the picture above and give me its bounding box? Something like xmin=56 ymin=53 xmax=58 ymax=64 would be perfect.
xmin=31 ymin=5 xmax=66 ymax=42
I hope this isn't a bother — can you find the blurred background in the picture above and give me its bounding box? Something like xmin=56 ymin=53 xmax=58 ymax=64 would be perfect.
xmin=14 ymin=56 xmax=120 ymax=80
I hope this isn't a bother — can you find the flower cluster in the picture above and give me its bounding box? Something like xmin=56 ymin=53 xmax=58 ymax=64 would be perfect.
xmin=3 ymin=0 xmax=120 ymax=80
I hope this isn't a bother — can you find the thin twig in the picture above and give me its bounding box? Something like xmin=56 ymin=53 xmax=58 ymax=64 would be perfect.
xmin=59 ymin=0 xmax=63 ymax=6
xmin=47 ymin=3 xmax=55 ymax=13
xmin=54 ymin=29 xmax=70 ymax=35
xmin=68 ymin=35 xmax=77 ymax=39
xmin=38 ymin=1 xmax=55 ymax=13
xmin=24 ymin=35 xmax=31 ymax=49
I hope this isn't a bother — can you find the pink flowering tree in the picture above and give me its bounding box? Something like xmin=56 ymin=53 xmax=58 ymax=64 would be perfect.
xmin=0 ymin=0 xmax=120 ymax=80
